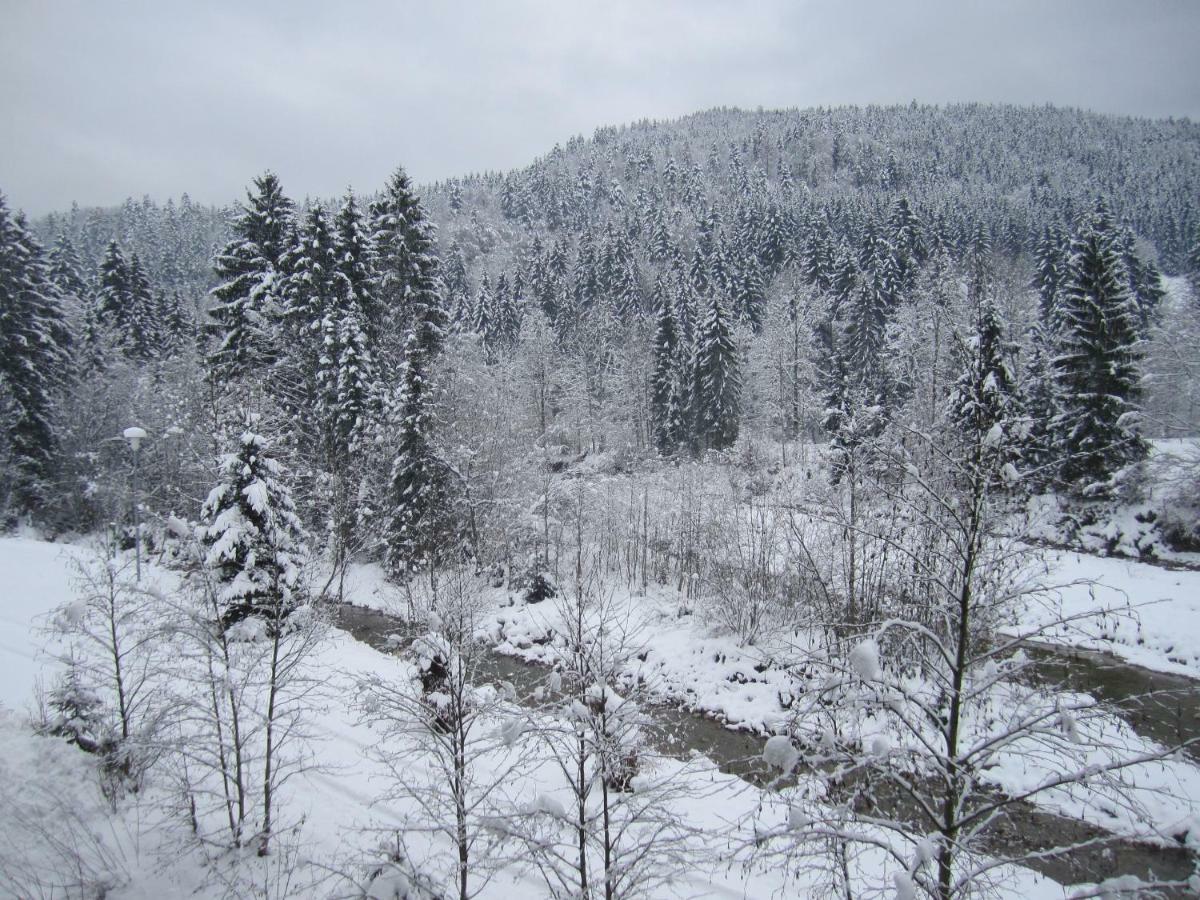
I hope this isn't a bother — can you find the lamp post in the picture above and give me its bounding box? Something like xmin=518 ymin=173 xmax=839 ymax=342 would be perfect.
xmin=123 ymin=426 xmax=148 ymax=582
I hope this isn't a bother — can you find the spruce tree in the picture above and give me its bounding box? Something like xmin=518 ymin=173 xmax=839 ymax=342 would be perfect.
xmin=47 ymin=232 xmax=89 ymax=303
xmin=842 ymin=263 xmax=892 ymax=401
xmin=471 ymin=274 xmax=507 ymax=361
xmin=280 ymin=206 xmax=340 ymax=418
xmin=0 ymin=196 xmax=72 ymax=513
xmin=649 ymin=280 xmax=683 ymax=455
xmin=1052 ymin=201 xmax=1148 ymax=492
xmin=332 ymin=192 xmax=380 ymax=346
xmin=1116 ymin=226 xmax=1165 ymax=333
xmin=1020 ymin=323 xmax=1060 ymax=486
xmin=208 ymin=173 xmax=294 ymax=383
xmin=948 ymin=298 xmax=1020 ymax=484
xmin=199 ymin=429 xmax=306 ymax=633
xmin=386 ymin=330 xmax=453 ymax=578
xmin=692 ymin=291 xmax=741 ymax=452
xmin=1032 ymin=223 xmax=1068 ymax=326
xmin=96 ymin=241 xmax=132 ymax=332
xmin=125 ymin=252 xmax=159 ymax=361
xmin=370 ymin=167 xmax=446 ymax=361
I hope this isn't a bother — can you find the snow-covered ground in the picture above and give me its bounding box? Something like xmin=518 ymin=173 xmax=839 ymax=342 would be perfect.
xmin=0 ymin=535 xmax=91 ymax=714
xmin=1026 ymin=439 xmax=1200 ymax=567
xmin=345 ymin=545 xmax=1200 ymax=850
xmin=1025 ymin=550 xmax=1200 ymax=679
xmin=1 ymin=535 xmax=1194 ymax=898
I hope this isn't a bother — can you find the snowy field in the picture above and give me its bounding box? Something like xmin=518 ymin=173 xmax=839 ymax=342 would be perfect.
xmin=1 ymin=535 xmax=1197 ymax=898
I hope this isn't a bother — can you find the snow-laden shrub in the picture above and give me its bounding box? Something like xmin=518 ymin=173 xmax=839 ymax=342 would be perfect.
xmin=511 ymin=553 xmax=557 ymax=604
xmin=42 ymin=666 xmax=111 ymax=755
xmin=697 ymin=494 xmax=795 ymax=646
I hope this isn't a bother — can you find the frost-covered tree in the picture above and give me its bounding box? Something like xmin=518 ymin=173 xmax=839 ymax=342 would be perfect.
xmin=46 ymin=549 xmax=166 ymax=793
xmin=332 ymin=191 xmax=381 ymax=348
xmin=199 ymin=429 xmax=306 ymax=632
xmin=371 ymin=166 xmax=446 ymax=361
xmin=95 ymin=240 xmax=132 ymax=332
xmin=691 ymin=291 xmax=740 ymax=452
xmin=756 ymin=411 xmax=1199 ymax=899
xmin=386 ymin=330 xmax=456 ymax=578
xmin=207 ymin=172 xmax=294 ymax=383
xmin=948 ymin=296 xmax=1020 ymax=482
xmin=279 ymin=205 xmax=341 ymax=431
xmin=0 ymin=197 xmax=72 ymax=514
xmin=46 ymin=231 xmax=89 ymax=303
xmin=649 ymin=281 xmax=684 ymax=455
xmin=356 ymin=570 xmax=530 ymax=900
xmin=1031 ymin=223 xmax=1068 ymax=326
xmin=1018 ymin=323 xmax=1060 ymax=486
xmin=1052 ymin=201 xmax=1148 ymax=493
xmin=184 ymin=431 xmax=322 ymax=858
xmin=124 ymin=252 xmax=159 ymax=361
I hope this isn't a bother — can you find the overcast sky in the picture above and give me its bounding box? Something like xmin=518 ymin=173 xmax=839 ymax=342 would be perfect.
xmin=2 ymin=0 xmax=1198 ymax=215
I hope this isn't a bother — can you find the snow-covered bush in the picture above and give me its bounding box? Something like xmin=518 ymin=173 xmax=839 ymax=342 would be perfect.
xmin=698 ymin=493 xmax=794 ymax=645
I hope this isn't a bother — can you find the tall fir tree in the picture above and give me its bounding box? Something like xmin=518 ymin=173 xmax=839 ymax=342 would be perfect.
xmin=948 ymin=297 xmax=1020 ymax=483
xmin=208 ymin=172 xmax=295 ymax=383
xmin=1032 ymin=223 xmax=1068 ymax=326
xmin=332 ymin=192 xmax=381 ymax=347
xmin=1019 ymin=322 xmax=1060 ymax=486
xmin=370 ymin=167 xmax=446 ymax=361
xmin=649 ymin=280 xmax=683 ymax=455
xmin=46 ymin=232 xmax=89 ymax=304
xmin=125 ymin=252 xmax=159 ymax=361
xmin=0 ymin=197 xmax=73 ymax=513
xmin=692 ymin=291 xmax=741 ymax=452
xmin=96 ymin=241 xmax=132 ymax=332
xmin=280 ymin=206 xmax=341 ymax=418
xmin=385 ymin=330 xmax=455 ymax=578
xmin=1052 ymin=201 xmax=1148 ymax=492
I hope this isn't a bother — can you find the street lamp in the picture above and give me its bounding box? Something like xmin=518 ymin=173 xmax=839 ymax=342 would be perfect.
xmin=123 ymin=426 xmax=148 ymax=582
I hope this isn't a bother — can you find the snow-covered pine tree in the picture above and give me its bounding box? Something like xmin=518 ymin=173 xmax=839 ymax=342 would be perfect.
xmin=842 ymin=262 xmax=892 ymax=402
xmin=47 ymin=231 xmax=89 ymax=305
xmin=886 ymin=196 xmax=924 ymax=297
xmin=207 ymin=172 xmax=294 ymax=384
xmin=948 ymin=296 xmax=1020 ymax=484
xmin=125 ymin=252 xmax=159 ymax=361
xmin=471 ymin=273 xmax=498 ymax=358
xmin=160 ymin=290 xmax=194 ymax=354
xmin=370 ymin=167 xmax=446 ymax=361
xmin=650 ymin=279 xmax=683 ymax=455
xmin=280 ymin=205 xmax=340 ymax=422
xmin=386 ymin=330 xmax=455 ymax=578
xmin=332 ymin=191 xmax=380 ymax=348
xmin=1032 ymin=223 xmax=1068 ymax=327
xmin=0 ymin=197 xmax=73 ymax=514
xmin=1052 ymin=200 xmax=1148 ymax=493
xmin=734 ymin=257 xmax=766 ymax=332
xmin=315 ymin=275 xmax=377 ymax=567
xmin=96 ymin=240 xmax=132 ymax=333
xmin=692 ymin=290 xmax=741 ymax=452
xmin=329 ymin=193 xmax=381 ymax=458
xmin=1019 ymin=322 xmax=1060 ymax=486
xmin=1116 ymin=225 xmax=1165 ymax=333
xmin=198 ymin=428 xmax=306 ymax=632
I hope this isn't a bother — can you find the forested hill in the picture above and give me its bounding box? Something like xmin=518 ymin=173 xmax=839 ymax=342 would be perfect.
xmin=32 ymin=103 xmax=1200 ymax=305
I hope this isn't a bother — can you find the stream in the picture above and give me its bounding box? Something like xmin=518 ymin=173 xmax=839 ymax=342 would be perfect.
xmin=334 ymin=603 xmax=1198 ymax=895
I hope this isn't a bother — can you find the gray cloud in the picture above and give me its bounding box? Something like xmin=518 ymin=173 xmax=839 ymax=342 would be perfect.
xmin=2 ymin=0 xmax=1198 ymax=215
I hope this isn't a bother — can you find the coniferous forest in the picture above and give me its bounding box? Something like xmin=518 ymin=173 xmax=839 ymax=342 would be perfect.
xmin=4 ymin=99 xmax=1200 ymax=899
